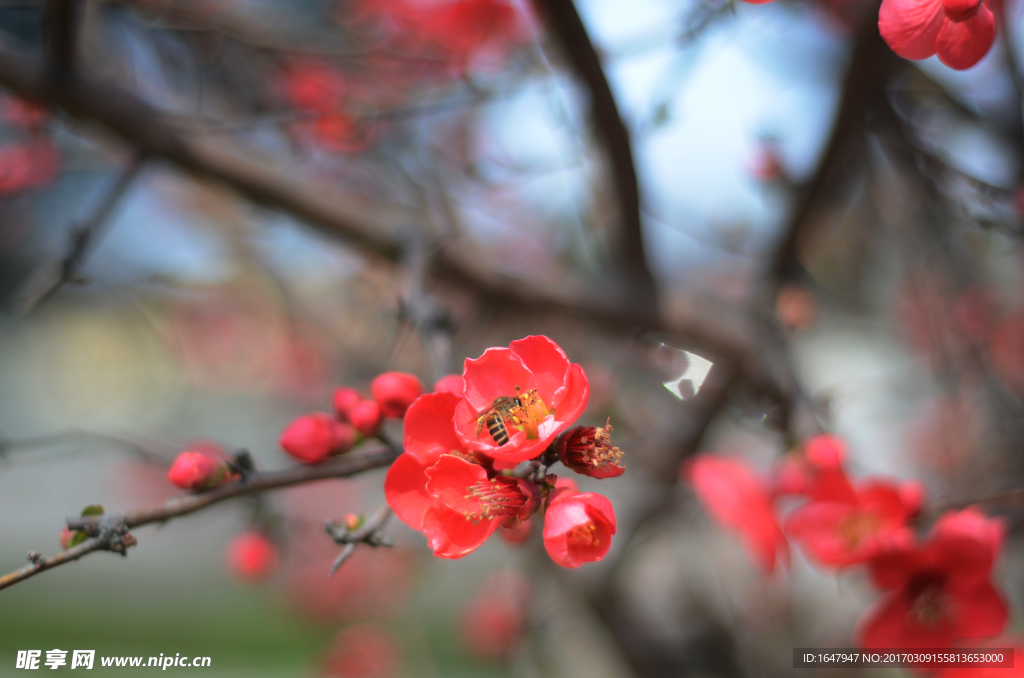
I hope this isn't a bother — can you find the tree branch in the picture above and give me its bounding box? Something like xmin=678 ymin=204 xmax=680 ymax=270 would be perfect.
xmin=43 ymin=0 xmax=78 ymax=82
xmin=533 ymin=0 xmax=657 ymax=304
xmin=0 ymin=445 xmax=398 ymax=592
xmin=17 ymin=153 xmax=147 ymax=313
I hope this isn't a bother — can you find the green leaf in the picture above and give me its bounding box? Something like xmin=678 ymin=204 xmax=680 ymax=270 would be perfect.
xmin=68 ymin=530 xmax=88 ymax=547
xmin=81 ymin=504 xmax=104 ymax=517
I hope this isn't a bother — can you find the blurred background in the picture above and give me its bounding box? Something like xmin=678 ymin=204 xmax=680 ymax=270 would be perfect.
xmin=0 ymin=0 xmax=1023 ymax=675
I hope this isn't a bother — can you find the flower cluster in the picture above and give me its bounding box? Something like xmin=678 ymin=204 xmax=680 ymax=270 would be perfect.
xmin=686 ymin=435 xmax=1009 ymax=651
xmin=385 ymin=336 xmax=623 ymax=567
xmin=279 ymin=372 xmax=423 ymax=464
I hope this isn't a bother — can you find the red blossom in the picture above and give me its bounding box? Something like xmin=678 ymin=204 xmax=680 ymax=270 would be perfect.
xmin=685 ymin=455 xmax=789 ymax=572
xmin=280 ymin=413 xmax=357 ymax=463
xmin=321 ymin=624 xmax=400 ymax=678
xmin=167 ymin=448 xmax=232 ymax=490
xmin=372 ymin=371 xmax=424 ymax=418
xmin=879 ymin=0 xmax=994 ymax=70
xmin=385 ymin=392 xmax=538 ymax=558
xmin=0 ymin=142 xmax=59 ymax=194
xmin=349 ymin=400 xmax=382 ymax=436
xmin=433 ymin=374 xmax=465 ymax=395
xmin=333 ymin=387 xmax=365 ymax=421
xmin=499 ymin=518 xmax=533 ymax=545
xmin=225 ymin=533 xmax=279 ymax=582
xmin=857 ymin=508 xmax=1007 ymax=649
xmin=542 ymin=485 xmax=616 ymax=568
xmin=785 ymin=475 xmax=922 ymax=567
xmin=453 ymin=335 xmax=589 ymax=464
xmin=460 ymin=569 xmax=531 ymax=660
xmin=556 ymin=422 xmax=625 ymax=479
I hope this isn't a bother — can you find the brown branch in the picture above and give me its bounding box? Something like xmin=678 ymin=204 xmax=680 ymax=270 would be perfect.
xmin=0 ymin=445 xmax=398 ymax=592
xmin=324 ymin=505 xmax=394 ymax=576
xmin=43 ymin=0 xmax=78 ymax=82
xmin=17 ymin=153 xmax=147 ymax=313
xmin=533 ymin=0 xmax=657 ymax=304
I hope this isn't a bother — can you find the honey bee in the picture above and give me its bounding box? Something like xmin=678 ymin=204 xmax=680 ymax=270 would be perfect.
xmin=475 ymin=386 xmax=530 ymax=446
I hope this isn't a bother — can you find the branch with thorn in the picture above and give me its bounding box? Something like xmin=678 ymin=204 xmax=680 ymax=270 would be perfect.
xmin=324 ymin=505 xmax=395 ymax=577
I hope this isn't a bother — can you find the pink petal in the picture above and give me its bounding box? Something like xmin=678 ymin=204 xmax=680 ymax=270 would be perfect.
xmin=879 ymin=0 xmax=944 ymax=60
xmin=936 ymin=7 xmax=994 ymax=70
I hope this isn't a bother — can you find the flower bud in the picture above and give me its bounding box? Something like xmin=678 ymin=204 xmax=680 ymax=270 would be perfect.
xmin=372 ymin=372 xmax=423 ymax=418
xmin=332 ymin=387 xmax=364 ymax=421
xmin=349 ymin=399 xmax=382 ymax=436
xmin=167 ymin=450 xmax=231 ymax=490
xmin=433 ymin=374 xmax=464 ymax=396
xmin=59 ymin=526 xmax=77 ymax=550
xmin=280 ymin=413 xmax=356 ymax=464
xmin=225 ymin=532 xmax=278 ymax=582
xmin=556 ymin=422 xmax=625 ymax=479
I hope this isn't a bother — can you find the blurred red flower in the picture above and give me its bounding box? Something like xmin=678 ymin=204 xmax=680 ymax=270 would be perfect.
xmin=460 ymin=569 xmax=531 ymax=660
xmin=225 ymin=533 xmax=279 ymax=582
xmin=453 ymin=335 xmax=589 ymax=464
xmin=879 ymin=0 xmax=994 ymax=70
xmin=372 ymin=371 xmax=424 ymax=418
xmin=0 ymin=142 xmax=59 ymax=194
xmin=321 ymin=624 xmax=400 ymax=678
xmin=280 ymin=413 xmax=357 ymax=463
xmin=685 ymin=455 xmax=789 ymax=572
xmin=857 ymin=508 xmax=1007 ymax=648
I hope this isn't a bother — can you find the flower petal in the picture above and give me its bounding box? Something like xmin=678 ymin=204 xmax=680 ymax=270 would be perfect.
xmin=951 ymin=582 xmax=1008 ymax=640
xmin=509 ymin=335 xmax=570 ymax=405
xmin=879 ymin=0 xmax=944 ymax=60
xmin=462 ymin=347 xmax=535 ymax=413
xmin=384 ymin=453 xmax=434 ymax=531
xmin=935 ymin=6 xmax=994 ymax=70
xmin=402 ymin=392 xmax=463 ymax=462
xmin=427 ymin=509 xmax=500 ymax=558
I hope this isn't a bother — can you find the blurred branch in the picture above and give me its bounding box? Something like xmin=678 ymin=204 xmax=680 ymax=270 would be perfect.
xmin=533 ymin=0 xmax=658 ymax=305
xmin=0 ymin=533 xmax=134 ymax=591
xmin=0 ymin=428 xmax=170 ymax=466
xmin=766 ymin=24 xmax=898 ymax=288
xmin=0 ymin=443 xmax=398 ymax=592
xmin=43 ymin=0 xmax=77 ymax=81
xmin=17 ymin=153 xmax=147 ymax=313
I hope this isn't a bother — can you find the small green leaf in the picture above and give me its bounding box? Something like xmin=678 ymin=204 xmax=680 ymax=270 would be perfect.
xmin=81 ymin=504 xmax=104 ymax=517
xmin=69 ymin=530 xmax=88 ymax=547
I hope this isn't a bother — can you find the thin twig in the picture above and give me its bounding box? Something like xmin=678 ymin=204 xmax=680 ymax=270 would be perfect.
xmin=325 ymin=505 xmax=394 ymax=576
xmin=17 ymin=154 xmax=147 ymax=313
xmin=0 ymin=445 xmax=398 ymax=592
xmin=0 ymin=428 xmax=171 ymax=466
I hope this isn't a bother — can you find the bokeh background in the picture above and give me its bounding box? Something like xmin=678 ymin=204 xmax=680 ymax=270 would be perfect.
xmin=1 ymin=0 xmax=1024 ymax=675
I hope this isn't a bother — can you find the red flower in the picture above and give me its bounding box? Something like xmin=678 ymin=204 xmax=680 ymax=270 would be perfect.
xmin=857 ymin=508 xmax=1007 ymax=649
xmin=333 ymin=387 xmax=364 ymax=421
xmin=786 ymin=476 xmax=922 ymax=567
xmin=542 ymin=484 xmax=616 ymax=568
xmin=433 ymin=374 xmax=465 ymax=395
xmin=0 ymin=142 xmax=59 ymax=194
xmin=685 ymin=455 xmax=788 ymax=572
xmin=879 ymin=0 xmax=995 ymax=70
xmin=167 ymin=449 xmax=232 ymax=490
xmin=453 ymin=335 xmax=589 ymax=464
xmin=225 ymin=533 xmax=279 ymax=582
xmin=282 ymin=62 xmax=347 ymax=113
xmin=372 ymin=371 xmax=423 ymax=418
xmin=321 ymin=624 xmax=400 ymax=678
xmin=556 ymin=422 xmax=625 ymax=479
xmin=280 ymin=413 xmax=357 ymax=463
xmin=385 ymin=392 xmax=539 ymax=558
xmin=349 ymin=400 xmax=382 ymax=436
xmin=460 ymin=569 xmax=531 ymax=660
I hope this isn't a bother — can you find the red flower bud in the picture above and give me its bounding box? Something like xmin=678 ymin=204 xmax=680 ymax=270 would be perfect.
xmin=333 ymin=387 xmax=364 ymax=421
xmin=556 ymin=422 xmax=625 ymax=479
xmin=225 ymin=532 xmax=278 ymax=582
xmin=59 ymin=526 xmax=76 ymax=550
xmin=280 ymin=413 xmax=356 ymax=463
xmin=167 ymin=450 xmax=231 ymax=490
xmin=499 ymin=519 xmax=533 ymax=545
xmin=372 ymin=372 xmax=423 ymax=418
xmin=433 ymin=374 xmax=465 ymax=395
xmin=349 ymin=399 xmax=382 ymax=436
